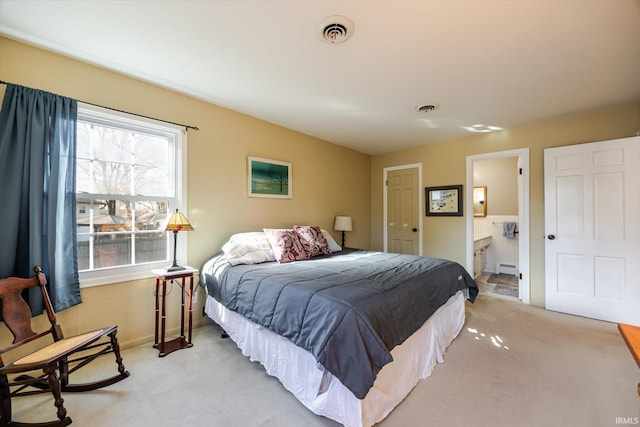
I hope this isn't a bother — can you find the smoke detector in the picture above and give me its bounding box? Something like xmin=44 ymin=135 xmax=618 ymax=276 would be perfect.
xmin=415 ymin=103 xmax=440 ymax=113
xmin=318 ymin=15 xmax=354 ymax=44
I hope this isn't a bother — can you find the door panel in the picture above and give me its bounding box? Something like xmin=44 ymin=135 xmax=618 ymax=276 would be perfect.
xmin=556 ymin=253 xmax=583 ymax=294
xmin=544 ymin=136 xmax=640 ymax=326
xmin=556 ymin=175 xmax=583 ymax=237
xmin=594 ymin=172 xmax=624 ymax=239
xmin=594 ymin=256 xmax=624 ymax=298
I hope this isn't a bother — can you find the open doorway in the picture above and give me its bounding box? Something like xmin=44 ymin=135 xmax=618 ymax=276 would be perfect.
xmin=465 ymin=149 xmax=530 ymax=304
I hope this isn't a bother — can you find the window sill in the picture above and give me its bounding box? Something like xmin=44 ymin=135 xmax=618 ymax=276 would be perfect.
xmin=79 ymin=261 xmax=181 ymax=288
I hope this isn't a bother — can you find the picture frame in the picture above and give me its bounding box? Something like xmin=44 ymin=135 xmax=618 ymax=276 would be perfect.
xmin=247 ymin=156 xmax=292 ymax=199
xmin=425 ymin=185 xmax=463 ymax=216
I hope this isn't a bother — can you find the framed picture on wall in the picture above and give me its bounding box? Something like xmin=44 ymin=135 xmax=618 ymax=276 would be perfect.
xmin=247 ymin=156 xmax=292 ymax=199
xmin=425 ymin=185 xmax=463 ymax=216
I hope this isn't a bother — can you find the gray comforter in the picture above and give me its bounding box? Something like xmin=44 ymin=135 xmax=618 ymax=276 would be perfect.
xmin=200 ymin=249 xmax=478 ymax=399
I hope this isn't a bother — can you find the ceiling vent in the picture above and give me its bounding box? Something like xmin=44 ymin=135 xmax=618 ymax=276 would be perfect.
xmin=416 ymin=103 xmax=440 ymax=113
xmin=318 ymin=16 xmax=354 ymax=44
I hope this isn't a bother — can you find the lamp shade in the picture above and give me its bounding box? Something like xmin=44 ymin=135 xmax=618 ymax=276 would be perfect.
xmin=164 ymin=209 xmax=194 ymax=232
xmin=333 ymin=216 xmax=352 ymax=232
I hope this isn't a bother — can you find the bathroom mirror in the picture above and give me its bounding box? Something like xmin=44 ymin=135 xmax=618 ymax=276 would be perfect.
xmin=473 ymin=186 xmax=487 ymax=217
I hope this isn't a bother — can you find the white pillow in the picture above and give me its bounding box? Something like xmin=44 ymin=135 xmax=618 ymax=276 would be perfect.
xmin=321 ymin=229 xmax=342 ymax=252
xmin=222 ymin=232 xmax=276 ymax=265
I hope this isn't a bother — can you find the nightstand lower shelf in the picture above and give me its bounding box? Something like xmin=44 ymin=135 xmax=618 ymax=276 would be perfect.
xmin=154 ymin=336 xmax=193 ymax=357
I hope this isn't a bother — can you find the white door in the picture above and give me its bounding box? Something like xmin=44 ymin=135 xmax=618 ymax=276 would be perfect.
xmin=544 ymin=136 xmax=640 ymax=326
xmin=386 ymin=167 xmax=420 ymax=255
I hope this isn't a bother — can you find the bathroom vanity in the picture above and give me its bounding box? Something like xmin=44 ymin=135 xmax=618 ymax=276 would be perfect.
xmin=473 ymin=234 xmax=492 ymax=278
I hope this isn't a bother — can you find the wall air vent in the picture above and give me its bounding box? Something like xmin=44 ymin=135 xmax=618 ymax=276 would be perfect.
xmin=318 ymin=16 xmax=354 ymax=44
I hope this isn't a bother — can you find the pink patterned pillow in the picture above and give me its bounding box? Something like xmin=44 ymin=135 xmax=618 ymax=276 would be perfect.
xmin=263 ymin=228 xmax=309 ymax=263
xmin=294 ymin=225 xmax=331 ymax=258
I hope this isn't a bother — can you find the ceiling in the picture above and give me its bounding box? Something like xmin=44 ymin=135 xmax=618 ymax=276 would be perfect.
xmin=1 ymin=0 xmax=639 ymax=155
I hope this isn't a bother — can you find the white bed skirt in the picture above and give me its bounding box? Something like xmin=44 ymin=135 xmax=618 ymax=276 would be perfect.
xmin=205 ymin=290 xmax=466 ymax=427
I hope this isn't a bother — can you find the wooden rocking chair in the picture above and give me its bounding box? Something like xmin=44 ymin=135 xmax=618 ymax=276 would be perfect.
xmin=0 ymin=267 xmax=130 ymax=426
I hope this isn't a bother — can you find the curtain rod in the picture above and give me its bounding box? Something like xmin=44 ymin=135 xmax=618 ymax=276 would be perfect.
xmin=0 ymin=80 xmax=199 ymax=131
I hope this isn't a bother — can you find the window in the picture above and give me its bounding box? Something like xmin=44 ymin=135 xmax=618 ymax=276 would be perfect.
xmin=76 ymin=104 xmax=186 ymax=287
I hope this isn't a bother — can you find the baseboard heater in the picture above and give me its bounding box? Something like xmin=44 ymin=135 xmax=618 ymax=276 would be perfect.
xmin=496 ymin=263 xmax=518 ymax=276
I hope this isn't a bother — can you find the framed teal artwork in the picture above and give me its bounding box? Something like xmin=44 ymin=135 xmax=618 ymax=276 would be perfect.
xmin=247 ymin=156 xmax=292 ymax=199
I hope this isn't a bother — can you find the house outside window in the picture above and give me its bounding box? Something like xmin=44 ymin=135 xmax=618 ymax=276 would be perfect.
xmin=76 ymin=104 xmax=187 ymax=287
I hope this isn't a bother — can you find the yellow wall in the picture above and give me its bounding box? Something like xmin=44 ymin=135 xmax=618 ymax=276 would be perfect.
xmin=0 ymin=37 xmax=371 ymax=349
xmin=474 ymin=157 xmax=518 ymax=216
xmin=371 ymin=104 xmax=640 ymax=306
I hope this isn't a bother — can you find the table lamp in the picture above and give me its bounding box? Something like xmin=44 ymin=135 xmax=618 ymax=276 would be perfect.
xmin=164 ymin=209 xmax=194 ymax=271
xmin=333 ymin=215 xmax=352 ymax=248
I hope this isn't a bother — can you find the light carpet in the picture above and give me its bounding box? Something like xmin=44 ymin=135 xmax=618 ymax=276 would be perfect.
xmin=11 ymin=295 xmax=640 ymax=426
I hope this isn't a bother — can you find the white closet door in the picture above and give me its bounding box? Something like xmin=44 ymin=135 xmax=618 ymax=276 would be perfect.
xmin=544 ymin=136 xmax=640 ymax=326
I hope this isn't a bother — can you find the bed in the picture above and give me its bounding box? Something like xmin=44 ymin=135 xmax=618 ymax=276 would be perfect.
xmin=200 ymin=227 xmax=478 ymax=426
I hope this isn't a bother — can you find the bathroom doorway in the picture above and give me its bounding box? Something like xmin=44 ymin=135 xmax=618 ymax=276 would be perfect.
xmin=465 ymin=149 xmax=530 ymax=304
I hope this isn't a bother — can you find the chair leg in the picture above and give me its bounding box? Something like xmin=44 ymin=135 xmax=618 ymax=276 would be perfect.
xmin=61 ymin=330 xmax=130 ymax=393
xmin=109 ymin=330 xmax=128 ymax=376
xmin=0 ymin=368 xmax=72 ymax=427
xmin=58 ymin=357 xmax=69 ymax=389
xmin=0 ymin=373 xmax=12 ymax=425
xmin=45 ymin=365 xmax=68 ymax=423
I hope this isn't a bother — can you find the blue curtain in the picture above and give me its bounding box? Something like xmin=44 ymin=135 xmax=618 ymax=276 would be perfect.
xmin=0 ymin=84 xmax=81 ymax=314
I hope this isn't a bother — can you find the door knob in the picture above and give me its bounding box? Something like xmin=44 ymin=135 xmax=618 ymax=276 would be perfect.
xmin=547 ymin=234 xmax=556 ymax=240
xmin=412 ymin=228 xmax=418 ymax=232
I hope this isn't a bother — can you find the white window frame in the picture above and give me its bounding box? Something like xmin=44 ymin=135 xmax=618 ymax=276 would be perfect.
xmin=77 ymin=103 xmax=188 ymax=288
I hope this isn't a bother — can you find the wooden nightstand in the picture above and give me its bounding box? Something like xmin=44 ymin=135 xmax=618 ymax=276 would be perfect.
xmin=152 ymin=267 xmax=198 ymax=357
